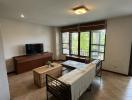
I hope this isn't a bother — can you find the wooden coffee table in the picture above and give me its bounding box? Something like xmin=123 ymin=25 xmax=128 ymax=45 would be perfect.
xmin=33 ymin=63 xmax=62 ymax=88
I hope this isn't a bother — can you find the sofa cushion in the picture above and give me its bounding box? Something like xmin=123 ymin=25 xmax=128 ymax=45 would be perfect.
xmin=58 ymin=62 xmax=96 ymax=100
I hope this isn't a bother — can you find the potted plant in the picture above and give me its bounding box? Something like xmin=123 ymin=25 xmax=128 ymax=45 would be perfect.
xmin=47 ymin=61 xmax=54 ymax=67
xmin=47 ymin=61 xmax=52 ymax=67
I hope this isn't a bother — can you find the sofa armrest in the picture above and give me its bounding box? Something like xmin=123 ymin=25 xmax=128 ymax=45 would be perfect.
xmin=46 ymin=74 xmax=71 ymax=100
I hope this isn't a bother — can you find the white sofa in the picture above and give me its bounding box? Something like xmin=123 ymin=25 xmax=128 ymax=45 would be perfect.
xmin=59 ymin=63 xmax=96 ymax=100
xmin=46 ymin=60 xmax=101 ymax=100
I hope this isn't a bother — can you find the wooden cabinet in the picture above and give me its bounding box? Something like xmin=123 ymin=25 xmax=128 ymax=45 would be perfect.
xmin=13 ymin=52 xmax=53 ymax=74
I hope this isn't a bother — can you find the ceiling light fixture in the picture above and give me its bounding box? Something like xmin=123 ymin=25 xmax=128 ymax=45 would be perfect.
xmin=20 ymin=13 xmax=25 ymax=18
xmin=72 ymin=5 xmax=89 ymax=15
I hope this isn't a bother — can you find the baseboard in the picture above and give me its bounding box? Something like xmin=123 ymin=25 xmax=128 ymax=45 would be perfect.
xmin=7 ymin=71 xmax=16 ymax=75
xmin=102 ymin=69 xmax=128 ymax=76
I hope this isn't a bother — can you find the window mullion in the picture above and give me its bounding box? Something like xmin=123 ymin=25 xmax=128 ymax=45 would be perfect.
xmin=98 ymin=31 xmax=101 ymax=54
xmin=78 ymin=32 xmax=80 ymax=56
xmin=69 ymin=33 xmax=71 ymax=55
xmin=89 ymin=31 xmax=92 ymax=58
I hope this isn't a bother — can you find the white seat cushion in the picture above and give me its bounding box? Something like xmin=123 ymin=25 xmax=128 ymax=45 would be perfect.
xmin=59 ymin=63 xmax=96 ymax=100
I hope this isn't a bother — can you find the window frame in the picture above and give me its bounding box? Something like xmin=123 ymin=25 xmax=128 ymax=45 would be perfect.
xmin=61 ymin=29 xmax=106 ymax=60
xmin=70 ymin=32 xmax=79 ymax=56
xmin=61 ymin=32 xmax=70 ymax=55
xmin=90 ymin=29 xmax=106 ymax=60
xmin=79 ymin=31 xmax=90 ymax=57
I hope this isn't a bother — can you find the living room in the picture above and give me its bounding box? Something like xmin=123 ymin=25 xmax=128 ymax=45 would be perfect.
xmin=0 ymin=0 xmax=132 ymax=100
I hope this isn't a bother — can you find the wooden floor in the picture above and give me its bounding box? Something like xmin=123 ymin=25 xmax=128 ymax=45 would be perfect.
xmin=8 ymin=71 xmax=132 ymax=100
xmin=81 ymin=72 xmax=132 ymax=100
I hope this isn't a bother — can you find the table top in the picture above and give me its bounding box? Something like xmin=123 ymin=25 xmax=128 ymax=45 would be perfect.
xmin=33 ymin=63 xmax=62 ymax=74
xmin=62 ymin=60 xmax=86 ymax=69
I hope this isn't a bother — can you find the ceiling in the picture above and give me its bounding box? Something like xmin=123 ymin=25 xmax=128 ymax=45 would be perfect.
xmin=0 ymin=0 xmax=132 ymax=26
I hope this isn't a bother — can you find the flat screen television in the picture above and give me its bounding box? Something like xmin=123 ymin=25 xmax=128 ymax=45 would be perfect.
xmin=25 ymin=43 xmax=43 ymax=55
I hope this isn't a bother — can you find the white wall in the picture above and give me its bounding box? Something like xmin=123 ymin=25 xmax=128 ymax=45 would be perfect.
xmin=1 ymin=16 xmax=132 ymax=75
xmin=0 ymin=25 xmax=10 ymax=100
xmin=103 ymin=16 xmax=132 ymax=75
xmin=52 ymin=28 xmax=61 ymax=60
xmin=0 ymin=18 xmax=54 ymax=73
xmin=56 ymin=16 xmax=132 ymax=75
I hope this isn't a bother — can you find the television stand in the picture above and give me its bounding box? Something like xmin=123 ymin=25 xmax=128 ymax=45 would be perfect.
xmin=13 ymin=52 xmax=53 ymax=74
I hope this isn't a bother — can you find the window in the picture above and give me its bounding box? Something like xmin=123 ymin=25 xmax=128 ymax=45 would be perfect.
xmin=71 ymin=32 xmax=78 ymax=55
xmin=61 ymin=20 xmax=106 ymax=60
xmin=62 ymin=32 xmax=69 ymax=54
xmin=61 ymin=30 xmax=106 ymax=60
xmin=91 ymin=29 xmax=106 ymax=60
xmin=80 ymin=32 xmax=90 ymax=56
